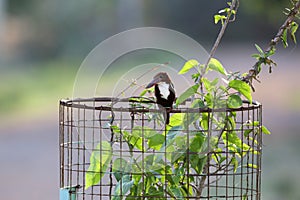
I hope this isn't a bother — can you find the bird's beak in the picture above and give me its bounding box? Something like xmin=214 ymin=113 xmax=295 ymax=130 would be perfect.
xmin=146 ymin=77 xmax=161 ymax=88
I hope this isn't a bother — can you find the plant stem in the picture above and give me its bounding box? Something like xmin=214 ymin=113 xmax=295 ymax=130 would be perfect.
xmin=243 ymin=0 xmax=300 ymax=83
xmin=197 ymin=1 xmax=239 ymax=195
xmin=199 ymin=0 xmax=239 ymax=93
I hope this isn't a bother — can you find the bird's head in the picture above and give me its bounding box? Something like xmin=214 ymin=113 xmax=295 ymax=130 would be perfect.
xmin=146 ymin=72 xmax=171 ymax=89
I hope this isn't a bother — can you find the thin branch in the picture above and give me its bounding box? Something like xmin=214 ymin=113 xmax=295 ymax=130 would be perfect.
xmin=203 ymin=0 xmax=239 ymax=70
xmin=196 ymin=2 xmax=240 ymax=193
xmin=115 ymin=62 xmax=169 ymax=98
xmin=243 ymin=0 xmax=300 ymax=83
xmin=199 ymin=0 xmax=239 ymax=94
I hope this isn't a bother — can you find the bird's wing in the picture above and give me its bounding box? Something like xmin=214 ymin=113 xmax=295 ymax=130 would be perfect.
xmin=169 ymin=83 xmax=176 ymax=96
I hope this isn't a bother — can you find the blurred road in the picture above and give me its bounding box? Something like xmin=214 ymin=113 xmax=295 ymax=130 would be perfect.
xmin=0 ymin=45 xmax=300 ymax=199
xmin=0 ymin=117 xmax=59 ymax=200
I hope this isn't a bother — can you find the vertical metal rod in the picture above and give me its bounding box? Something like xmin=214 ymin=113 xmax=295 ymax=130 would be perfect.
xmin=186 ymin=110 xmax=190 ymax=199
xmin=59 ymin=102 xmax=65 ymax=188
xmin=240 ymin=108 xmax=244 ymax=199
xmin=70 ymin=104 xmax=73 ymax=188
xmin=225 ymin=111 xmax=229 ymax=200
xmin=83 ymin=105 xmax=86 ymax=200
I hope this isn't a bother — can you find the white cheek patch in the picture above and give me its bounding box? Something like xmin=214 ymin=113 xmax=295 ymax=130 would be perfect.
xmin=158 ymin=82 xmax=170 ymax=100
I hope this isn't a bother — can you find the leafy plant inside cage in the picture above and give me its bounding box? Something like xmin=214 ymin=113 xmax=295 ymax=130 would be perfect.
xmin=83 ymin=0 xmax=300 ymax=198
xmin=84 ymin=53 xmax=272 ymax=198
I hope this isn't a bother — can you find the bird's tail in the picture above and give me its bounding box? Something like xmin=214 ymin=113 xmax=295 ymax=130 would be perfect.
xmin=158 ymin=105 xmax=171 ymax=125
xmin=166 ymin=111 xmax=170 ymax=125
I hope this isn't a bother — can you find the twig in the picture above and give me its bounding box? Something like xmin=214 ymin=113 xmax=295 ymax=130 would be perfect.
xmin=196 ymin=2 xmax=239 ymax=197
xmin=115 ymin=62 xmax=169 ymax=98
xmin=243 ymin=0 xmax=300 ymax=84
xmin=199 ymin=0 xmax=239 ymax=93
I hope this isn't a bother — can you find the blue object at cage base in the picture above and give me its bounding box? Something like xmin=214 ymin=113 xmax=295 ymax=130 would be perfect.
xmin=60 ymin=185 xmax=81 ymax=200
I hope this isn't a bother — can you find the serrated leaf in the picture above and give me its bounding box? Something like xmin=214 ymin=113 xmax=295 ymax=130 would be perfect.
xmin=176 ymin=84 xmax=199 ymax=106
xmin=178 ymin=59 xmax=199 ymax=74
xmin=227 ymin=94 xmax=242 ymax=108
xmin=229 ymin=80 xmax=252 ymax=103
xmin=208 ymin=58 xmax=227 ymax=75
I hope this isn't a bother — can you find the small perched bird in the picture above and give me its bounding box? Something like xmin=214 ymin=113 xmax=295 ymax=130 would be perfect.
xmin=146 ymin=72 xmax=176 ymax=124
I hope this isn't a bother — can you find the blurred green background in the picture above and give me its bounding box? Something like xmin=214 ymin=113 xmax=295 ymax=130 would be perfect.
xmin=0 ymin=0 xmax=300 ymax=199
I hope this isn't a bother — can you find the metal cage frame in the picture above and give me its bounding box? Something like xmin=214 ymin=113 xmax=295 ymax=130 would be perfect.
xmin=59 ymin=97 xmax=263 ymax=200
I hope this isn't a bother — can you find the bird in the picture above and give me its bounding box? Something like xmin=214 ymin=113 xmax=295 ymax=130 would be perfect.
xmin=146 ymin=72 xmax=176 ymax=124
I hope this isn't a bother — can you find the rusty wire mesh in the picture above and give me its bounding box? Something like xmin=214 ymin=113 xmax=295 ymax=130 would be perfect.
xmin=59 ymin=97 xmax=262 ymax=199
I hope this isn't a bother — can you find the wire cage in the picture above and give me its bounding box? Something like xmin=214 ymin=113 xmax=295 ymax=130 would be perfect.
xmin=59 ymin=97 xmax=262 ymax=200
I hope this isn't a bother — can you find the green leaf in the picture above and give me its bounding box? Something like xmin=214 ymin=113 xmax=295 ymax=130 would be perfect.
xmin=148 ymin=133 xmax=165 ymax=150
xmin=254 ymin=44 xmax=264 ymax=56
xmin=112 ymin=175 xmax=134 ymax=200
xmin=214 ymin=14 xmax=226 ymax=24
xmin=190 ymin=156 xmax=207 ymax=174
xmin=165 ymin=125 xmax=183 ymax=150
xmin=200 ymin=113 xmax=209 ymax=130
xmin=139 ymin=88 xmax=153 ymax=96
xmin=169 ymin=185 xmax=183 ymax=198
xmin=178 ymin=59 xmax=199 ymax=74
xmin=202 ymin=77 xmax=212 ymax=92
xmin=113 ymin=158 xmax=129 ymax=181
xmin=169 ymin=113 xmax=184 ymax=127
xmin=227 ymin=94 xmax=242 ymax=108
xmin=229 ymin=80 xmax=252 ymax=103
xmin=202 ymin=78 xmax=218 ymax=93
xmin=85 ymin=141 xmax=113 ymax=189
xmin=190 ymin=133 xmax=206 ymax=153
xmin=132 ymin=126 xmax=158 ymax=139
xmin=291 ymin=21 xmax=298 ymax=44
xmin=192 ymin=72 xmax=200 ymax=82
xmin=183 ymin=99 xmax=205 ymax=129
xmin=246 ymin=163 xmax=258 ymax=169
xmin=265 ymin=47 xmax=276 ymax=57
xmin=204 ymin=93 xmax=214 ymax=108
xmin=222 ymin=131 xmax=250 ymax=157
xmin=262 ymin=125 xmax=271 ymax=135
xmin=208 ymin=58 xmax=227 ymax=75
xmin=244 ymin=129 xmax=253 ymax=137
xmin=282 ymin=29 xmax=288 ymax=48
xmin=231 ymin=157 xmax=238 ymax=172
xmin=251 ymin=53 xmax=261 ymax=59
xmin=175 ymin=84 xmax=199 ymax=106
